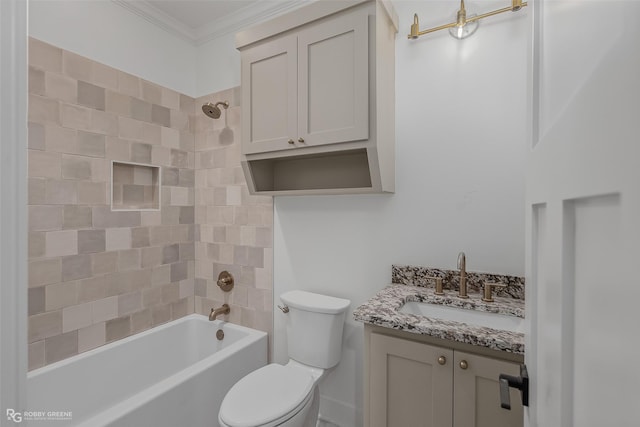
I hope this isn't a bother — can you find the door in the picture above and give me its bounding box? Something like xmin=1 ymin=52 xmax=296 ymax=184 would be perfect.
xmin=453 ymin=351 xmax=523 ymax=427
xmin=241 ymin=34 xmax=297 ymax=154
xmin=369 ymin=333 xmax=452 ymax=427
xmin=526 ymin=1 xmax=640 ymax=426
xmin=297 ymin=10 xmax=369 ymax=147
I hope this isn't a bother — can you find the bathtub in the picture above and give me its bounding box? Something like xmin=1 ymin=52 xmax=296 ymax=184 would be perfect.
xmin=27 ymin=314 xmax=267 ymax=427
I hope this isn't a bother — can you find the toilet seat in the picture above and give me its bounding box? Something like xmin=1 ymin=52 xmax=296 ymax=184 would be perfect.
xmin=219 ymin=363 xmax=315 ymax=427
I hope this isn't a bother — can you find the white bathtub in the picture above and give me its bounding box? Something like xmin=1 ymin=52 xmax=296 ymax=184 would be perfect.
xmin=27 ymin=314 xmax=267 ymax=427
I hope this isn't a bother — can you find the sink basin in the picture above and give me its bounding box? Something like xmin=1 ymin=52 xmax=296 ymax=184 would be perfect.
xmin=399 ymin=301 xmax=525 ymax=333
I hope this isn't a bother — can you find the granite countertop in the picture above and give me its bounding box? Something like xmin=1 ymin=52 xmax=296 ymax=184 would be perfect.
xmin=353 ymin=284 xmax=525 ymax=354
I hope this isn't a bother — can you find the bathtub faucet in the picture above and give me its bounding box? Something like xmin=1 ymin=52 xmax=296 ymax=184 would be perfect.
xmin=209 ymin=304 xmax=230 ymax=321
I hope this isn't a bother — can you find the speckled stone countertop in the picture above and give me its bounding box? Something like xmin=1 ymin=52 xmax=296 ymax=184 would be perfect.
xmin=354 ymin=284 xmax=525 ymax=354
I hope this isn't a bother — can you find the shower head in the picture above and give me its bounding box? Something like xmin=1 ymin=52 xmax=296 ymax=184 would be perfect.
xmin=202 ymin=101 xmax=229 ymax=119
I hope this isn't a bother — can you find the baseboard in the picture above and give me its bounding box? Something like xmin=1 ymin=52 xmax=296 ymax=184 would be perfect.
xmin=318 ymin=394 xmax=360 ymax=427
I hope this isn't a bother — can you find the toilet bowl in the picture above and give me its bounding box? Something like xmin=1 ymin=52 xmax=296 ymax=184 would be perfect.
xmin=218 ymin=361 xmax=322 ymax=427
xmin=218 ymin=291 xmax=350 ymax=427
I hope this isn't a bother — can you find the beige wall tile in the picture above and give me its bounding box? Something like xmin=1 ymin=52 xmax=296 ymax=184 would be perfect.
xmin=45 ymin=72 xmax=77 ymax=103
xmin=45 ymin=179 xmax=77 ymax=204
xmin=77 ymin=322 xmax=106 ymax=353
xmin=118 ymin=291 xmax=142 ymax=316
xmin=118 ymin=248 xmax=140 ymax=271
xmin=162 ymin=88 xmax=180 ymax=110
xmin=62 ymin=155 xmax=92 ymax=180
xmin=29 ymin=150 xmax=61 ymax=178
xmin=29 ymin=38 xmax=62 ymax=72
xmin=29 ymin=286 xmax=46 ymax=316
xmin=90 ymin=110 xmax=119 ymax=136
xmin=78 ymin=229 xmax=105 ymax=254
xmin=29 ymin=94 xmax=60 ymax=124
xmin=45 ymin=281 xmax=78 ymax=311
xmin=77 ymin=275 xmax=106 ymax=303
xmin=61 ymin=254 xmax=92 ymax=281
xmin=45 ymin=230 xmax=78 ymax=257
xmin=151 ymin=304 xmax=171 ymax=326
xmin=131 ymin=309 xmax=152 ymax=334
xmin=45 ymin=123 xmax=77 ymax=154
xmin=93 ymin=62 xmax=118 ymax=91
xmin=106 ymin=91 xmax=131 ymax=116
xmin=29 ymin=232 xmax=46 ymax=258
xmin=45 ymin=330 xmax=78 ymax=364
xmin=62 ymin=302 xmax=93 ymax=333
xmin=91 ymin=251 xmax=118 ymax=275
xmin=29 ymin=310 xmax=62 ymax=343
xmin=29 ymin=178 xmax=47 ymax=205
xmin=60 ymin=103 xmax=92 ymax=130
xmin=29 ymin=258 xmax=61 ymax=287
xmin=92 ymin=296 xmax=117 ymax=323
xmin=83 ymin=182 xmax=109 ymax=205
xmin=105 ymin=227 xmax=131 ymax=251
xmin=29 ymin=67 xmax=45 ymax=96
xmin=77 ymin=131 xmax=106 ymax=157
xmin=29 ymin=341 xmax=45 ymax=371
xmin=106 ymin=316 xmax=131 ymax=342
xmin=117 ymin=71 xmax=140 ymax=98
xmin=78 ymin=81 xmax=105 ymax=111
xmin=63 ymin=51 xmax=92 ymax=81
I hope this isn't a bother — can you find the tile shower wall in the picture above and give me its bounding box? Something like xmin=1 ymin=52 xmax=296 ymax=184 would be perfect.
xmin=193 ymin=88 xmax=274 ymax=343
xmin=27 ymin=38 xmax=196 ymax=369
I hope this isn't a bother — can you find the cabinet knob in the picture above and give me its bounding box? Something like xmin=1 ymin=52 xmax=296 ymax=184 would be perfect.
xmin=288 ymin=139 xmax=295 ymax=145
xmin=437 ymin=356 xmax=446 ymax=365
xmin=298 ymin=137 xmax=305 ymax=143
xmin=459 ymin=360 xmax=468 ymax=370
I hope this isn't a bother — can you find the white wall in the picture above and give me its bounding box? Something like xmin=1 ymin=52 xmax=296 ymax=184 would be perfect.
xmin=196 ymin=33 xmax=241 ymax=96
xmin=272 ymin=1 xmax=529 ymax=425
xmin=29 ymin=0 xmax=198 ymax=97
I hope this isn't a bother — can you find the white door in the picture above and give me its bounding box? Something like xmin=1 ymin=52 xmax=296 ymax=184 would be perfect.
xmin=526 ymin=1 xmax=640 ymax=426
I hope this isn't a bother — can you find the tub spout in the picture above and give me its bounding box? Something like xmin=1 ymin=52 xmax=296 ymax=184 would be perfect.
xmin=209 ymin=304 xmax=230 ymax=321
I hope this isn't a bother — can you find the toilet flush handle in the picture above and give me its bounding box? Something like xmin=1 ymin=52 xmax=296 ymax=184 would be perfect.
xmin=278 ymin=304 xmax=289 ymax=314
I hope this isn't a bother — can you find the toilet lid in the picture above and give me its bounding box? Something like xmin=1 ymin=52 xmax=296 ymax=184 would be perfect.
xmin=219 ymin=364 xmax=314 ymax=427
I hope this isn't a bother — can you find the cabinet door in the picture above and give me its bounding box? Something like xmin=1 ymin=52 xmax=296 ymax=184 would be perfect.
xmin=241 ymin=35 xmax=297 ymax=154
xmin=453 ymin=352 xmax=523 ymax=427
xmin=369 ymin=333 xmax=453 ymax=427
xmin=297 ymin=10 xmax=369 ymax=147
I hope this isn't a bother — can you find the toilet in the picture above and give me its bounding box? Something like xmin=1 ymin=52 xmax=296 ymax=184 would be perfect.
xmin=218 ymin=290 xmax=350 ymax=427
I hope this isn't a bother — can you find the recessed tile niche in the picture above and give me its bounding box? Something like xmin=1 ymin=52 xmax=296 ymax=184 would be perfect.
xmin=111 ymin=161 xmax=160 ymax=211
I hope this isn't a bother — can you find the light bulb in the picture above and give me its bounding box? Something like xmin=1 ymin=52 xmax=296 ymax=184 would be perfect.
xmin=449 ymin=15 xmax=478 ymax=39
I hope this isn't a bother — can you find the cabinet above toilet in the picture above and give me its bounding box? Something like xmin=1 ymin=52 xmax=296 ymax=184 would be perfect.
xmin=236 ymin=0 xmax=397 ymax=195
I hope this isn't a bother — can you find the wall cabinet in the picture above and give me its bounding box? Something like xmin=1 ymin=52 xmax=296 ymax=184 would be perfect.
xmin=241 ymin=11 xmax=369 ymax=155
xmin=236 ymin=0 xmax=397 ymax=195
xmin=365 ymin=327 xmax=524 ymax=427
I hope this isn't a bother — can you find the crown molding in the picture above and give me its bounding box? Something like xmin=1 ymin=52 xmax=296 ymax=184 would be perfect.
xmin=112 ymin=0 xmax=312 ymax=46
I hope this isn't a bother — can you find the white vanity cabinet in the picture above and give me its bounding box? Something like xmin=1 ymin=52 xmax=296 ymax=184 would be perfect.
xmin=236 ymin=0 xmax=397 ymax=195
xmin=365 ymin=326 xmax=524 ymax=427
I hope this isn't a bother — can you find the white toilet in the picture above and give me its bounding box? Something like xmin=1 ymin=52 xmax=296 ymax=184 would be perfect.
xmin=218 ymin=290 xmax=350 ymax=427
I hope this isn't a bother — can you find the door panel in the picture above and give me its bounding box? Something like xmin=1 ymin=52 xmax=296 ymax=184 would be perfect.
xmin=369 ymin=333 xmax=453 ymax=427
xmin=453 ymin=351 xmax=523 ymax=427
xmin=297 ymin=11 xmax=369 ymax=146
xmin=527 ymin=1 xmax=640 ymax=426
xmin=241 ymin=35 xmax=297 ymax=154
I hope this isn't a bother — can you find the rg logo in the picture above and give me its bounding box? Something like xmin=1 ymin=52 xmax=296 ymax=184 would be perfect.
xmin=6 ymin=409 xmax=22 ymax=423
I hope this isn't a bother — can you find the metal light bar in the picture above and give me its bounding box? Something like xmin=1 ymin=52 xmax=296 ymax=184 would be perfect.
xmin=408 ymin=0 xmax=528 ymax=40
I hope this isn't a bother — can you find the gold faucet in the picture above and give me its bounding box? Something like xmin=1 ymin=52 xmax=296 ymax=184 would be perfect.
xmin=457 ymin=252 xmax=468 ymax=299
xmin=209 ymin=304 xmax=230 ymax=321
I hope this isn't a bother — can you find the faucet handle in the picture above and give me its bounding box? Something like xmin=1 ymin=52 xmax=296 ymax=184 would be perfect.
xmin=426 ymin=276 xmax=444 ymax=295
xmin=482 ymin=281 xmax=507 ymax=302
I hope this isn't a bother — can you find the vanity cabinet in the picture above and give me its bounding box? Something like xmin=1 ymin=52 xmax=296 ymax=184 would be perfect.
xmin=236 ymin=0 xmax=397 ymax=195
xmin=366 ymin=327 xmax=523 ymax=427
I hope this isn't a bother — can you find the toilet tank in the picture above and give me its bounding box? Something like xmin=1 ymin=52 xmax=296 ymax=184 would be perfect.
xmin=280 ymin=290 xmax=350 ymax=369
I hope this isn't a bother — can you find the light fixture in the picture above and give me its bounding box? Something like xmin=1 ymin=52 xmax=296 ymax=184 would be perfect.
xmin=408 ymin=0 xmax=527 ymax=40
